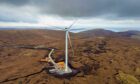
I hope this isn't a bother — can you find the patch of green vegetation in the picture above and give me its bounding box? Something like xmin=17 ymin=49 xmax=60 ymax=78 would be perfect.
xmin=18 ymin=81 xmax=22 ymax=84
xmin=116 ymin=71 xmax=140 ymax=84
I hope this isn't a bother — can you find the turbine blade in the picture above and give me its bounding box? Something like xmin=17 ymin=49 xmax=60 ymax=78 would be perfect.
xmin=45 ymin=24 xmax=65 ymax=30
xmin=70 ymin=28 xmax=86 ymax=31
xmin=68 ymin=32 xmax=75 ymax=57
xmin=67 ymin=20 xmax=78 ymax=29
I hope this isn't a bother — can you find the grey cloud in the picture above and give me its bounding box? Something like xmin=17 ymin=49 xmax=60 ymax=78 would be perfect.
xmin=0 ymin=13 xmax=37 ymax=23
xmin=0 ymin=0 xmax=140 ymax=20
xmin=0 ymin=0 xmax=29 ymax=6
xmin=41 ymin=0 xmax=140 ymax=18
xmin=0 ymin=6 xmax=38 ymax=23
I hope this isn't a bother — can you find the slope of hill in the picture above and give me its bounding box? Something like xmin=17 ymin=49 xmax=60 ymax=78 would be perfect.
xmin=77 ymin=29 xmax=140 ymax=39
xmin=77 ymin=29 xmax=116 ymax=38
xmin=0 ymin=29 xmax=65 ymax=45
xmin=118 ymin=30 xmax=140 ymax=39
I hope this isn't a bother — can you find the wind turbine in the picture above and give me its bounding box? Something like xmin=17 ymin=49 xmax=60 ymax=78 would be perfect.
xmin=45 ymin=20 xmax=84 ymax=76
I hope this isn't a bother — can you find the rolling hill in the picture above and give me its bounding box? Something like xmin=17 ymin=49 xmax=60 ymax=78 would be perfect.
xmin=0 ymin=29 xmax=140 ymax=84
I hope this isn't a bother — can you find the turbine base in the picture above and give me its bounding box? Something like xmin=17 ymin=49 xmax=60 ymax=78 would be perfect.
xmin=47 ymin=67 xmax=79 ymax=78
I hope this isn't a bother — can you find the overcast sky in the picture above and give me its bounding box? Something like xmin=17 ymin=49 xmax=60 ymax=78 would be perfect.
xmin=0 ymin=0 xmax=140 ymax=31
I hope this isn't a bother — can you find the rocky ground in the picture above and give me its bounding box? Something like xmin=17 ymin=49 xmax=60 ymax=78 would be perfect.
xmin=0 ymin=30 xmax=140 ymax=84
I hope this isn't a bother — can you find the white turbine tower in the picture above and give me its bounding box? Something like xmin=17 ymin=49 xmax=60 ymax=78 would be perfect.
xmin=64 ymin=20 xmax=77 ymax=72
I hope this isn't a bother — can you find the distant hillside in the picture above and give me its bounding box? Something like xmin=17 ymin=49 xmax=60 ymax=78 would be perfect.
xmin=117 ymin=30 xmax=140 ymax=39
xmin=0 ymin=28 xmax=140 ymax=42
xmin=77 ymin=29 xmax=117 ymax=38
xmin=77 ymin=29 xmax=140 ymax=39
xmin=0 ymin=29 xmax=65 ymax=45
